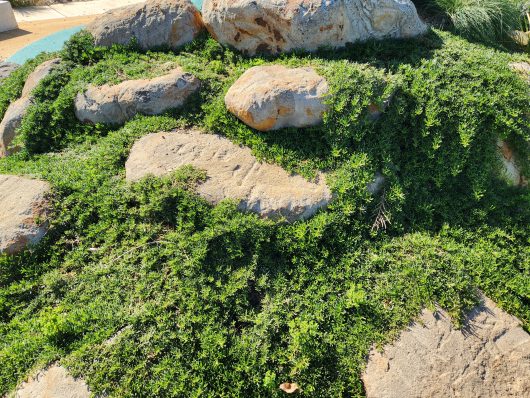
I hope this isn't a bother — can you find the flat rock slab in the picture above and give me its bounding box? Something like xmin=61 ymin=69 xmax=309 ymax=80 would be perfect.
xmin=0 ymin=174 xmax=50 ymax=255
xmin=225 ymin=65 xmax=329 ymax=131
xmin=75 ymin=67 xmax=200 ymax=125
xmin=362 ymin=296 xmax=530 ymax=398
xmin=87 ymin=0 xmax=203 ymax=50
xmin=15 ymin=364 xmax=90 ymax=398
xmin=126 ymin=130 xmax=332 ymax=221
xmin=202 ymin=0 xmax=427 ymax=55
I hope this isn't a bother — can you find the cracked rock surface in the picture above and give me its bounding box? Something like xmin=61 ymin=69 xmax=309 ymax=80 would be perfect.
xmin=362 ymin=295 xmax=530 ymax=398
xmin=125 ymin=129 xmax=332 ymax=221
xmin=14 ymin=364 xmax=90 ymax=398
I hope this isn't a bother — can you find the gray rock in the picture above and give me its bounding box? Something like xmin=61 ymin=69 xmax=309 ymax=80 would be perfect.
xmin=87 ymin=0 xmax=204 ymax=50
xmin=225 ymin=65 xmax=329 ymax=131
xmin=125 ymin=130 xmax=332 ymax=221
xmin=14 ymin=364 xmax=90 ymax=398
xmin=0 ymin=62 xmax=19 ymax=81
xmin=0 ymin=96 xmax=32 ymax=157
xmin=362 ymin=295 xmax=530 ymax=398
xmin=202 ymin=0 xmax=427 ymax=55
xmin=74 ymin=67 xmax=200 ymax=125
xmin=21 ymin=57 xmax=61 ymax=97
xmin=0 ymin=174 xmax=50 ymax=255
xmin=497 ymin=139 xmax=528 ymax=187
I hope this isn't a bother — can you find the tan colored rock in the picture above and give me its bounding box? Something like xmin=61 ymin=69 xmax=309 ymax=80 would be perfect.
xmin=498 ymin=140 xmax=528 ymax=187
xmin=87 ymin=0 xmax=204 ymax=50
xmin=0 ymin=96 xmax=32 ymax=157
xmin=21 ymin=58 xmax=61 ymax=97
xmin=362 ymin=295 xmax=530 ymax=398
xmin=0 ymin=175 xmax=50 ymax=255
xmin=125 ymin=130 xmax=332 ymax=221
xmin=225 ymin=65 xmax=329 ymax=131
xmin=202 ymin=0 xmax=427 ymax=55
xmin=0 ymin=58 xmax=61 ymax=157
xmin=15 ymin=364 xmax=90 ymax=398
xmin=510 ymin=61 xmax=530 ymax=83
xmin=75 ymin=67 xmax=200 ymax=125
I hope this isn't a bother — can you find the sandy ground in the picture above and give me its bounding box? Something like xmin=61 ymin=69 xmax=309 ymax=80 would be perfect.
xmin=0 ymin=15 xmax=95 ymax=61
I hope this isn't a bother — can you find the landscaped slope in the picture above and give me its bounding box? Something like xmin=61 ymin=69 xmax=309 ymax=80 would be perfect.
xmin=0 ymin=28 xmax=529 ymax=397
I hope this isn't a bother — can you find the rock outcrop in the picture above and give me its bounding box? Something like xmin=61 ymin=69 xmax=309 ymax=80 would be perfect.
xmin=15 ymin=364 xmax=90 ymax=398
xmin=0 ymin=174 xmax=51 ymax=255
xmin=0 ymin=58 xmax=61 ymax=156
xmin=202 ymin=0 xmax=427 ymax=55
xmin=362 ymin=295 xmax=530 ymax=398
xmin=0 ymin=62 xmax=19 ymax=81
xmin=125 ymin=130 xmax=332 ymax=221
xmin=87 ymin=0 xmax=204 ymax=50
xmin=21 ymin=58 xmax=62 ymax=97
xmin=74 ymin=67 xmax=200 ymax=125
xmin=225 ymin=65 xmax=329 ymax=131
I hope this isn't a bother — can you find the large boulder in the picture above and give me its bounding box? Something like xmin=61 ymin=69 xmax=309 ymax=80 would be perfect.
xmin=74 ymin=67 xmax=200 ymax=125
xmin=15 ymin=364 xmax=90 ymax=398
xmin=225 ymin=65 xmax=329 ymax=131
xmin=21 ymin=57 xmax=61 ymax=97
xmin=0 ymin=58 xmax=61 ymax=157
xmin=125 ymin=130 xmax=332 ymax=221
xmin=0 ymin=96 xmax=32 ymax=157
xmin=362 ymin=295 xmax=530 ymax=398
xmin=202 ymin=0 xmax=427 ymax=55
xmin=87 ymin=0 xmax=204 ymax=50
xmin=0 ymin=174 xmax=51 ymax=255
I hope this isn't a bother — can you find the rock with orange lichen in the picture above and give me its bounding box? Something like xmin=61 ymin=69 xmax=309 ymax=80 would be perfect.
xmin=225 ymin=65 xmax=329 ymax=131
xmin=202 ymin=0 xmax=427 ymax=55
xmin=87 ymin=0 xmax=204 ymax=50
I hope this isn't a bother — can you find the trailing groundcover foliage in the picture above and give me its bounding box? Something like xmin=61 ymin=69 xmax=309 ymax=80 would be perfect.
xmin=0 ymin=29 xmax=529 ymax=397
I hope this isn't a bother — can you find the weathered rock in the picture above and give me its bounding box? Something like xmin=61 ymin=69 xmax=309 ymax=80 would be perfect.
xmin=362 ymin=295 xmax=530 ymax=398
xmin=87 ymin=0 xmax=204 ymax=50
xmin=202 ymin=0 xmax=427 ymax=55
xmin=0 ymin=61 xmax=19 ymax=81
xmin=0 ymin=58 xmax=61 ymax=156
xmin=75 ymin=67 xmax=200 ymax=125
xmin=498 ymin=140 xmax=528 ymax=187
xmin=510 ymin=61 xmax=530 ymax=84
xmin=15 ymin=364 xmax=90 ymax=398
xmin=0 ymin=174 xmax=50 ymax=255
xmin=125 ymin=130 xmax=332 ymax=221
xmin=225 ymin=65 xmax=329 ymax=131
xmin=21 ymin=57 xmax=61 ymax=97
xmin=0 ymin=96 xmax=32 ymax=157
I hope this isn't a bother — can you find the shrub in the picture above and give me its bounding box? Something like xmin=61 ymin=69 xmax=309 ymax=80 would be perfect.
xmin=415 ymin=0 xmax=525 ymax=45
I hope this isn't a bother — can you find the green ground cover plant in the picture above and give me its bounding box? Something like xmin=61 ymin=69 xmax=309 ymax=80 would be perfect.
xmin=0 ymin=29 xmax=529 ymax=397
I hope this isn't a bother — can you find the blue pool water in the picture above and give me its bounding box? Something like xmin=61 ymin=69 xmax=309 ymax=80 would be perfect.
xmin=7 ymin=25 xmax=85 ymax=65
xmin=7 ymin=0 xmax=204 ymax=65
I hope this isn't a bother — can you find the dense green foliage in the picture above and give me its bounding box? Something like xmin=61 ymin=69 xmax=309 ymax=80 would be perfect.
xmin=413 ymin=0 xmax=526 ymax=45
xmin=0 ymin=29 xmax=529 ymax=397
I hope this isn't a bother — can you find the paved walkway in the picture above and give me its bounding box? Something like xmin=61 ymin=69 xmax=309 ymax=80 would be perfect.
xmin=14 ymin=0 xmax=145 ymax=22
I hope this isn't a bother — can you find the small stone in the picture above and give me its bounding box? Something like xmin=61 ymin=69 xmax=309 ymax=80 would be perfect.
xmin=279 ymin=382 xmax=300 ymax=394
xmin=75 ymin=67 xmax=200 ymax=125
xmin=0 ymin=61 xmax=19 ymax=81
xmin=202 ymin=0 xmax=427 ymax=55
xmin=0 ymin=174 xmax=51 ymax=255
xmin=225 ymin=65 xmax=329 ymax=131
xmin=15 ymin=364 xmax=90 ymax=398
xmin=87 ymin=0 xmax=204 ymax=50
xmin=362 ymin=295 xmax=530 ymax=398
xmin=125 ymin=130 xmax=332 ymax=221
xmin=21 ymin=58 xmax=61 ymax=97
xmin=498 ymin=140 xmax=528 ymax=187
